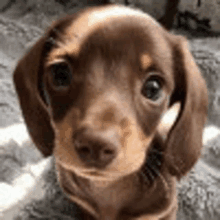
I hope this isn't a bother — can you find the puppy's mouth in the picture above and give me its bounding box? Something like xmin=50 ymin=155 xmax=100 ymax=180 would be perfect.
xmin=83 ymin=170 xmax=105 ymax=177
xmin=75 ymin=168 xmax=123 ymax=181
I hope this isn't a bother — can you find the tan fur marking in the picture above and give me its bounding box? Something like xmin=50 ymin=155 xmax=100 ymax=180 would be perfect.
xmin=141 ymin=54 xmax=153 ymax=70
xmin=46 ymin=49 xmax=69 ymax=64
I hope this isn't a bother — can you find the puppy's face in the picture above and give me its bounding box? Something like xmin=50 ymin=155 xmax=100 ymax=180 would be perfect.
xmin=41 ymin=6 xmax=177 ymax=180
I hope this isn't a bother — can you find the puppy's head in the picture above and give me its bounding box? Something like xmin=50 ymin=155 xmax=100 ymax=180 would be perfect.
xmin=14 ymin=5 xmax=208 ymax=181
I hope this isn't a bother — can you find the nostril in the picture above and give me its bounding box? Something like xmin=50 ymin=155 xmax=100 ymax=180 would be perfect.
xmin=100 ymin=147 xmax=115 ymax=162
xmin=103 ymin=149 xmax=114 ymax=155
xmin=76 ymin=143 xmax=93 ymax=159
xmin=79 ymin=146 xmax=91 ymax=155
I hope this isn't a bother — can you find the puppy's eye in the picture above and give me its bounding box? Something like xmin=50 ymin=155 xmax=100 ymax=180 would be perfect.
xmin=141 ymin=77 xmax=163 ymax=101
xmin=50 ymin=62 xmax=72 ymax=88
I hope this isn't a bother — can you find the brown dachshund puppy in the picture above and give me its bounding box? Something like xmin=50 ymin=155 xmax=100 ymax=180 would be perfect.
xmin=13 ymin=5 xmax=208 ymax=220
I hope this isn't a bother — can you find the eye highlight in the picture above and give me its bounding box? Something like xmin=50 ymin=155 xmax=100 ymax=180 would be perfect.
xmin=49 ymin=62 xmax=72 ymax=89
xmin=141 ymin=76 xmax=163 ymax=101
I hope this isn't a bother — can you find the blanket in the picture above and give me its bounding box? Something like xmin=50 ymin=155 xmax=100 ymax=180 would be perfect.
xmin=0 ymin=3 xmax=220 ymax=219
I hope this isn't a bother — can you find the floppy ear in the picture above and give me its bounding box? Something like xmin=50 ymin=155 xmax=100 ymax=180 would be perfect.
xmin=165 ymin=36 xmax=208 ymax=178
xmin=13 ymin=36 xmax=55 ymax=157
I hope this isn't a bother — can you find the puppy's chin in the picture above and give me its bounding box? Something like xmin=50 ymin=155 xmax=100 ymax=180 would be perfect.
xmin=75 ymin=169 xmax=122 ymax=182
xmin=58 ymin=160 xmax=137 ymax=183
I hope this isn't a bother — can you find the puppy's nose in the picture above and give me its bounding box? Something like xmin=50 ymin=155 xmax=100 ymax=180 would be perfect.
xmin=74 ymin=128 xmax=118 ymax=168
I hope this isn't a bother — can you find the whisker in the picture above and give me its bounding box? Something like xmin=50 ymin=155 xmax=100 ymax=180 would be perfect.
xmin=140 ymin=171 xmax=150 ymax=185
xmin=148 ymin=148 xmax=163 ymax=155
xmin=147 ymin=162 xmax=169 ymax=191
xmin=144 ymin=165 xmax=156 ymax=182
xmin=157 ymin=172 xmax=169 ymax=191
xmin=149 ymin=148 xmax=183 ymax=175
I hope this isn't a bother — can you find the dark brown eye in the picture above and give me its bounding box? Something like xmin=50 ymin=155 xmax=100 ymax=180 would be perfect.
xmin=50 ymin=62 xmax=72 ymax=89
xmin=141 ymin=77 xmax=163 ymax=101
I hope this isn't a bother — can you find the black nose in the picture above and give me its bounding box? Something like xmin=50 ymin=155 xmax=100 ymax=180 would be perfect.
xmin=74 ymin=128 xmax=118 ymax=168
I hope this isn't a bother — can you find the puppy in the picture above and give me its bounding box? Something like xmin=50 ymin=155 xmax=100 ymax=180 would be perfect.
xmin=13 ymin=5 xmax=208 ymax=220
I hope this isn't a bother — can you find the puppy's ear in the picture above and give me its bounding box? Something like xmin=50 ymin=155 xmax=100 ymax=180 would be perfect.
xmin=164 ymin=36 xmax=208 ymax=178
xmin=13 ymin=36 xmax=54 ymax=157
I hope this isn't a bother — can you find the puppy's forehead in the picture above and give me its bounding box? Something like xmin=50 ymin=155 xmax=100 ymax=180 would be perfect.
xmin=68 ymin=5 xmax=159 ymax=33
xmin=54 ymin=5 xmax=161 ymax=56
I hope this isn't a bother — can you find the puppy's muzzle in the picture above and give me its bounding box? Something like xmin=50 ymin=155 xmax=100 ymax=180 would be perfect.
xmin=73 ymin=127 xmax=118 ymax=168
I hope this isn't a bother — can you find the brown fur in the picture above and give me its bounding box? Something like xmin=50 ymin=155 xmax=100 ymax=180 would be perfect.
xmin=13 ymin=5 xmax=208 ymax=220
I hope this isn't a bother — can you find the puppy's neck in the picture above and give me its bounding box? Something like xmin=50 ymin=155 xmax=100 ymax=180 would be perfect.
xmin=77 ymin=172 xmax=140 ymax=219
